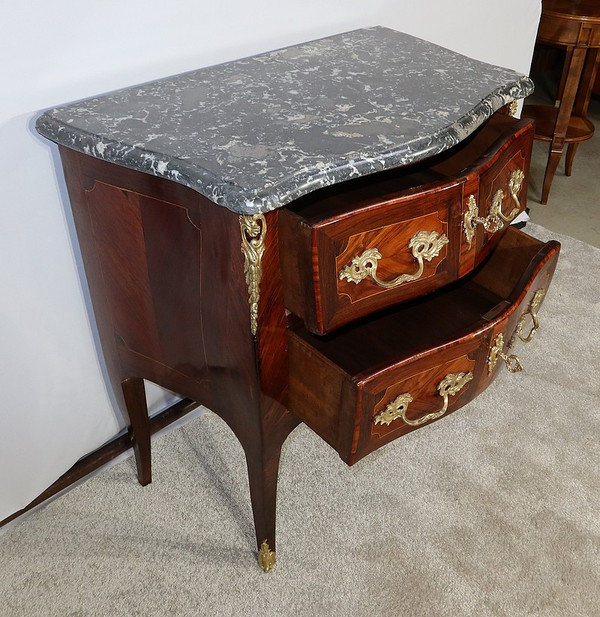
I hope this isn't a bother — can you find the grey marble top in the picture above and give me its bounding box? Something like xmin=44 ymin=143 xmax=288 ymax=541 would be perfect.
xmin=36 ymin=27 xmax=533 ymax=215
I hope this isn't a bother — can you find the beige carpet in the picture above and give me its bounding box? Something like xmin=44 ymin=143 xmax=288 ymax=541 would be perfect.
xmin=1 ymin=223 xmax=598 ymax=617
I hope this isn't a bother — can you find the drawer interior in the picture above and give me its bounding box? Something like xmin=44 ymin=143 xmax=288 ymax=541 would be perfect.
xmin=287 ymin=227 xmax=555 ymax=379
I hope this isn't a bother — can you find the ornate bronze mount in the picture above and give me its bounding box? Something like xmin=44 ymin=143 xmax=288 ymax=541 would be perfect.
xmin=488 ymin=332 xmax=524 ymax=375
xmin=463 ymin=169 xmax=525 ymax=248
xmin=374 ymin=371 xmax=473 ymax=428
xmin=516 ymin=288 xmax=546 ymax=343
xmin=339 ymin=230 xmax=449 ymax=289
xmin=240 ymin=214 xmax=267 ymax=336
xmin=258 ymin=540 xmax=276 ymax=573
xmin=487 ymin=288 xmax=546 ymax=376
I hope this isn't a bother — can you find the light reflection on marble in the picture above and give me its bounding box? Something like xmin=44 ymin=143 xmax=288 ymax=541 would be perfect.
xmin=36 ymin=27 xmax=533 ymax=214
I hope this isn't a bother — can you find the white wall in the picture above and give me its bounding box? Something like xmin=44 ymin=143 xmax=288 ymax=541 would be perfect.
xmin=0 ymin=0 xmax=541 ymax=523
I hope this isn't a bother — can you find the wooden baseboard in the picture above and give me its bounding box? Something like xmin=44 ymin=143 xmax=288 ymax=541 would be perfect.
xmin=0 ymin=398 xmax=200 ymax=528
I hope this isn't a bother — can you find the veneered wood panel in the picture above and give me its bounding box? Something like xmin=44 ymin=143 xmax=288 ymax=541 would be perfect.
xmin=287 ymin=228 xmax=561 ymax=465
xmin=280 ymin=115 xmax=535 ymax=334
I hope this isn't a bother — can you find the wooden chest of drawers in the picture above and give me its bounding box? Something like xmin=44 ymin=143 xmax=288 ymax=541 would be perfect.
xmin=53 ymin=111 xmax=559 ymax=571
xmin=36 ymin=27 xmax=553 ymax=572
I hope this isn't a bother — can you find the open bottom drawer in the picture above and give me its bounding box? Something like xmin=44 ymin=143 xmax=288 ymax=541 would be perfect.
xmin=287 ymin=227 xmax=560 ymax=465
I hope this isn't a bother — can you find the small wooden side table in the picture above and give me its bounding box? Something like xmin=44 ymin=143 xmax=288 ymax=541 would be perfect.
xmin=522 ymin=0 xmax=600 ymax=204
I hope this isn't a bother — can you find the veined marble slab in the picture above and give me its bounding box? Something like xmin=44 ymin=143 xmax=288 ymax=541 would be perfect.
xmin=36 ymin=27 xmax=533 ymax=215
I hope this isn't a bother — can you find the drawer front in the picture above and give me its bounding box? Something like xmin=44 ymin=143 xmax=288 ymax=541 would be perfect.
xmin=287 ymin=228 xmax=560 ymax=466
xmin=461 ymin=122 xmax=534 ymax=271
xmin=281 ymin=116 xmax=534 ymax=335
xmin=353 ymin=238 xmax=559 ymax=464
xmin=366 ymin=348 xmax=478 ymax=447
xmin=329 ymin=186 xmax=459 ymax=330
xmin=282 ymin=183 xmax=461 ymax=334
xmin=335 ymin=211 xmax=451 ymax=301
xmin=352 ymin=327 xmax=488 ymax=464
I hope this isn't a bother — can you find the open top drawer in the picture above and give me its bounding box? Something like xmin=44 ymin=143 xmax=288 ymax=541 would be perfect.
xmin=287 ymin=227 xmax=560 ymax=465
xmin=279 ymin=113 xmax=534 ymax=334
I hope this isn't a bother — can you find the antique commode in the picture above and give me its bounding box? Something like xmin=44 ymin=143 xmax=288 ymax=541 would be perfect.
xmin=37 ymin=27 xmax=560 ymax=572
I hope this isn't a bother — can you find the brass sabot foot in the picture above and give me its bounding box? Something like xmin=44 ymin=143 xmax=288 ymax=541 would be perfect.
xmin=257 ymin=540 xmax=276 ymax=573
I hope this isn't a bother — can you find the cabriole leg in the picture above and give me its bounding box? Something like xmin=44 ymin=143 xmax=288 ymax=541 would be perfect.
xmin=245 ymin=441 xmax=283 ymax=572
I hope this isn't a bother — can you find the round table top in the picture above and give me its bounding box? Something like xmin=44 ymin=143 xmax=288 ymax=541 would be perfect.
xmin=543 ymin=0 xmax=600 ymax=22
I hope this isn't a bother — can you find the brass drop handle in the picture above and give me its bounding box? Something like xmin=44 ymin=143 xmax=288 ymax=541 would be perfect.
xmin=516 ymin=289 xmax=546 ymax=343
xmin=488 ymin=333 xmax=524 ymax=375
xmin=339 ymin=230 xmax=449 ymax=289
xmin=463 ymin=169 xmax=525 ymax=248
xmin=374 ymin=371 xmax=473 ymax=427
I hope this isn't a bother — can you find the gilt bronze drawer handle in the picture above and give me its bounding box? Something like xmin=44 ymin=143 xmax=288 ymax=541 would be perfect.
xmin=374 ymin=371 xmax=473 ymax=427
xmin=516 ymin=288 xmax=546 ymax=343
xmin=488 ymin=332 xmax=523 ymax=375
xmin=339 ymin=230 xmax=449 ymax=289
xmin=463 ymin=169 xmax=525 ymax=248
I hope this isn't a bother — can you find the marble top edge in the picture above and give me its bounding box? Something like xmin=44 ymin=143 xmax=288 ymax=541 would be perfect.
xmin=36 ymin=27 xmax=534 ymax=215
xmin=227 ymin=77 xmax=534 ymax=213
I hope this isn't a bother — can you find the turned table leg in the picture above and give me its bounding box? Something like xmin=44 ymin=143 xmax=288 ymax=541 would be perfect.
xmin=565 ymin=48 xmax=600 ymax=177
xmin=541 ymin=46 xmax=587 ymax=204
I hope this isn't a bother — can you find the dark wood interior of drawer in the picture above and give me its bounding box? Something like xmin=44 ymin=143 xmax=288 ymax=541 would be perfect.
xmin=287 ymin=227 xmax=557 ymax=379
